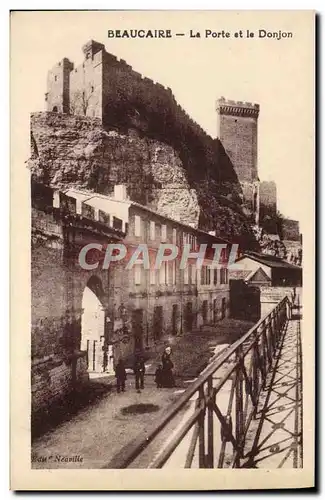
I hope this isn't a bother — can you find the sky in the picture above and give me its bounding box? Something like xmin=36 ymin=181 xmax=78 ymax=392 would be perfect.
xmin=11 ymin=10 xmax=314 ymax=233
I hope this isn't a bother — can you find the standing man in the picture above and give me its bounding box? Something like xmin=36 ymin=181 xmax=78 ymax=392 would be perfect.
xmin=133 ymin=354 xmax=146 ymax=393
xmin=115 ymin=359 xmax=127 ymax=393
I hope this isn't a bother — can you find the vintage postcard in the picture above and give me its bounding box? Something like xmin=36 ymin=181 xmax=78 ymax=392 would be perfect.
xmin=10 ymin=10 xmax=315 ymax=490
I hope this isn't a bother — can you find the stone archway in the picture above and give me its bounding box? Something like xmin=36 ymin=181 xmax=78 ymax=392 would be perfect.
xmin=81 ymin=276 xmax=113 ymax=375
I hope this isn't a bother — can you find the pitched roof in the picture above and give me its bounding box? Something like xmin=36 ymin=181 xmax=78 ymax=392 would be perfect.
xmin=237 ymin=252 xmax=302 ymax=270
xmin=248 ymin=267 xmax=271 ymax=282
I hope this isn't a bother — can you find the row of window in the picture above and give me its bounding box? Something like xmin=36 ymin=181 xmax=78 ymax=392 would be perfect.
xmin=134 ymin=264 xmax=229 ymax=286
xmin=134 ymin=262 xmax=177 ymax=286
xmin=196 ymin=266 xmax=228 ymax=286
xmin=134 ymin=215 xmax=197 ymax=248
xmin=137 ymin=297 xmax=228 ymax=342
xmin=220 ymin=268 xmax=229 ymax=285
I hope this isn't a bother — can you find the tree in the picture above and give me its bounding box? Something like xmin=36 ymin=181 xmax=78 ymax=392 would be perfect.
xmin=259 ymin=205 xmax=285 ymax=236
xmin=256 ymin=228 xmax=288 ymax=260
xmin=70 ymin=88 xmax=93 ymax=116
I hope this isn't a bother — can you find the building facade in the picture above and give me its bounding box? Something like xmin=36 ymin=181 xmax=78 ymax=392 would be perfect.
xmin=64 ymin=185 xmax=232 ymax=368
xmin=31 ymin=181 xmax=232 ymax=414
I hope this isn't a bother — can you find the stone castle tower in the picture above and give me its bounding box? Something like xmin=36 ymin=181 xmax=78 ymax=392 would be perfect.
xmin=45 ymin=58 xmax=74 ymax=114
xmin=45 ymin=40 xmax=105 ymax=119
xmin=216 ymin=97 xmax=260 ymax=224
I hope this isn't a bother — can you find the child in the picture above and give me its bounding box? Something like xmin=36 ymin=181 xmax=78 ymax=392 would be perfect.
xmin=155 ymin=364 xmax=163 ymax=388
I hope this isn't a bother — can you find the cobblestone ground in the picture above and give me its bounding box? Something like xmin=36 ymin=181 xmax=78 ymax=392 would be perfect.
xmin=32 ymin=319 xmax=254 ymax=469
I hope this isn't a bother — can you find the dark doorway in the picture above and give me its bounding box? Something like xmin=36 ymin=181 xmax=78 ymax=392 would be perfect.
xmin=132 ymin=309 xmax=144 ymax=353
xmin=153 ymin=306 xmax=163 ymax=341
xmin=184 ymin=302 xmax=193 ymax=332
xmin=52 ymin=106 xmax=58 ymax=112
xmin=172 ymin=304 xmax=178 ymax=336
xmin=202 ymin=300 xmax=208 ymax=325
xmin=221 ymin=298 xmax=226 ymax=319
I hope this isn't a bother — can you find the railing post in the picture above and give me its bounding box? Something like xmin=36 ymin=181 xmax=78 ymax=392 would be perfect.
xmin=266 ymin=319 xmax=272 ymax=367
xmin=269 ymin=311 xmax=276 ymax=367
xmin=286 ymin=298 xmax=291 ymax=320
xmin=271 ymin=311 xmax=277 ymax=355
xmin=280 ymin=303 xmax=285 ymax=332
xmin=198 ymin=385 xmax=206 ymax=468
xmin=261 ymin=324 xmax=268 ymax=389
xmin=207 ymin=376 xmax=214 ymax=468
xmin=275 ymin=307 xmax=280 ymax=347
xmin=252 ymin=338 xmax=259 ymax=418
xmin=235 ymin=345 xmax=244 ymax=466
xmin=266 ymin=319 xmax=273 ymax=369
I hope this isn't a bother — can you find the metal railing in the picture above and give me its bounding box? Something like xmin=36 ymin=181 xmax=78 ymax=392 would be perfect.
xmin=104 ymin=296 xmax=291 ymax=469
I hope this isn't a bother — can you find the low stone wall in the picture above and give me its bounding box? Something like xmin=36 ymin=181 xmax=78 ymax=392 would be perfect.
xmin=260 ymin=286 xmax=301 ymax=317
xmin=31 ymin=351 xmax=89 ymax=415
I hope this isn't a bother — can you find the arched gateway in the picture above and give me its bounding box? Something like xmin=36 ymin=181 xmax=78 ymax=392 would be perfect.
xmin=80 ymin=276 xmax=113 ymax=375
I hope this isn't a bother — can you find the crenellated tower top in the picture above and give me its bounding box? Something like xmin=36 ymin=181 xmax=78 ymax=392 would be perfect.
xmin=216 ymin=97 xmax=260 ymax=118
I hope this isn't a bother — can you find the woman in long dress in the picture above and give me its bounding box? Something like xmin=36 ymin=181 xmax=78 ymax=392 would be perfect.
xmin=161 ymin=346 xmax=175 ymax=388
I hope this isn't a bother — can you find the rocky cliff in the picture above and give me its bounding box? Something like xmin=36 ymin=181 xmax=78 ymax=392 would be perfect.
xmin=29 ymin=112 xmax=258 ymax=249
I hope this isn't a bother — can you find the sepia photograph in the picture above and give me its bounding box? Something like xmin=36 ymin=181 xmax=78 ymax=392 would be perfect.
xmin=10 ymin=9 xmax=315 ymax=490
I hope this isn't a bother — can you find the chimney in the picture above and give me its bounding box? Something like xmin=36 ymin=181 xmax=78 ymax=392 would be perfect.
xmin=114 ymin=185 xmax=128 ymax=200
xmin=53 ymin=190 xmax=60 ymax=208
